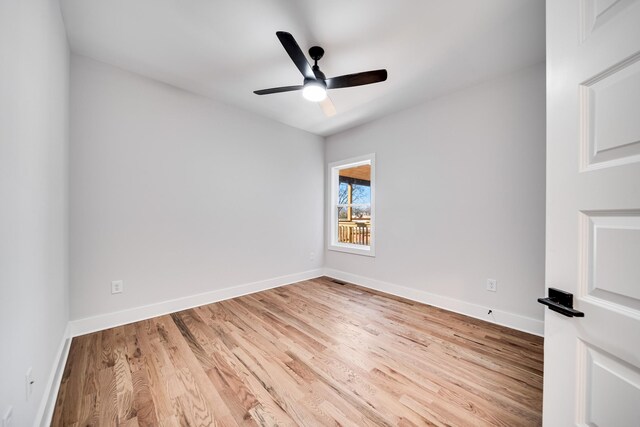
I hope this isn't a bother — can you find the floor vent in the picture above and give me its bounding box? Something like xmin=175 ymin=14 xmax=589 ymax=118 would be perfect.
xmin=330 ymin=279 xmax=348 ymax=285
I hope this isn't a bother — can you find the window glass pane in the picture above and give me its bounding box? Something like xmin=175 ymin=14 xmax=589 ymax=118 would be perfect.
xmin=336 ymin=220 xmax=371 ymax=246
xmin=339 ymin=182 xmax=349 ymax=204
xmin=351 ymin=184 xmax=370 ymax=205
xmin=339 ymin=164 xmax=371 ymax=182
xmin=351 ymin=204 xmax=371 ymax=219
xmin=337 ymin=206 xmax=348 ymax=220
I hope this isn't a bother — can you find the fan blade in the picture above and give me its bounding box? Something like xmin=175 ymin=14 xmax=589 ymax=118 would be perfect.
xmin=319 ymin=96 xmax=336 ymax=117
xmin=326 ymin=69 xmax=387 ymax=89
xmin=254 ymin=85 xmax=304 ymax=95
xmin=276 ymin=31 xmax=315 ymax=80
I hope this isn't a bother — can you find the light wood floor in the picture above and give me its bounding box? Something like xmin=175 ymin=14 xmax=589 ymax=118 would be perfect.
xmin=52 ymin=277 xmax=544 ymax=426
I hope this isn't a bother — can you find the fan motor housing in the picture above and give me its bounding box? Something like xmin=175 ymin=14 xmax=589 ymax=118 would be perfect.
xmin=304 ymin=78 xmax=326 ymax=89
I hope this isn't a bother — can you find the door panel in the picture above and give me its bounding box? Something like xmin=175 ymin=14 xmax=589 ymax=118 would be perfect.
xmin=580 ymin=0 xmax=639 ymax=42
xmin=578 ymin=342 xmax=640 ymax=427
xmin=587 ymin=213 xmax=640 ymax=306
xmin=581 ymin=54 xmax=640 ymax=169
xmin=545 ymin=1 xmax=640 ymax=425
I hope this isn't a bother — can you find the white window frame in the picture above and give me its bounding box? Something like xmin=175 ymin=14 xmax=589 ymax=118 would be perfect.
xmin=328 ymin=153 xmax=375 ymax=257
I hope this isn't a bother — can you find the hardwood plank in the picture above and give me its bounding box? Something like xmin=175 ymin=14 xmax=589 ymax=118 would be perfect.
xmin=135 ymin=319 xmax=182 ymax=425
xmin=124 ymin=322 xmax=159 ymax=427
xmin=51 ymin=277 xmax=543 ymax=426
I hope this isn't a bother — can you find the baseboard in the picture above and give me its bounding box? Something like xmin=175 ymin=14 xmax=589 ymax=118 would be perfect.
xmin=68 ymin=269 xmax=324 ymax=337
xmin=323 ymin=268 xmax=544 ymax=336
xmin=34 ymin=323 xmax=71 ymax=427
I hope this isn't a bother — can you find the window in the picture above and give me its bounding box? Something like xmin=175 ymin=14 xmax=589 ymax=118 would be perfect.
xmin=328 ymin=154 xmax=375 ymax=256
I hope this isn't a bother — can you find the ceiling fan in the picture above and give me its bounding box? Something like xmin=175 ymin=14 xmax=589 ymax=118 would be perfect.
xmin=254 ymin=31 xmax=388 ymax=117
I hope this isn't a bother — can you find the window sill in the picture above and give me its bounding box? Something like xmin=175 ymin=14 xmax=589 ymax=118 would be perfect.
xmin=328 ymin=243 xmax=376 ymax=257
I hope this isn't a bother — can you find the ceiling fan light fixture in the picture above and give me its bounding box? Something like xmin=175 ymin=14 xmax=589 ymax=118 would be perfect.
xmin=302 ymin=80 xmax=327 ymax=102
xmin=254 ymin=32 xmax=388 ymax=117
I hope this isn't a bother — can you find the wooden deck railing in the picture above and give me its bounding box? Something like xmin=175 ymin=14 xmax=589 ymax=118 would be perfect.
xmin=338 ymin=222 xmax=371 ymax=246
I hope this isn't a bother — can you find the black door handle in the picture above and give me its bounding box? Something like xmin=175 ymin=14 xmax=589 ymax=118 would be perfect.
xmin=538 ymin=288 xmax=584 ymax=318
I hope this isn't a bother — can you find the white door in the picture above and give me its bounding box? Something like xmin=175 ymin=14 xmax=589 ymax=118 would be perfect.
xmin=545 ymin=1 xmax=640 ymax=426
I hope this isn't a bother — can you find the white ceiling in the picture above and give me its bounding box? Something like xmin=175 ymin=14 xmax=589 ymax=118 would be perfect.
xmin=60 ymin=0 xmax=545 ymax=136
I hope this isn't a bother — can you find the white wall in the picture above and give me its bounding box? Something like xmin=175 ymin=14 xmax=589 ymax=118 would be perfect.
xmin=69 ymin=55 xmax=324 ymax=322
xmin=0 ymin=0 xmax=70 ymax=425
xmin=325 ymin=63 xmax=546 ymax=329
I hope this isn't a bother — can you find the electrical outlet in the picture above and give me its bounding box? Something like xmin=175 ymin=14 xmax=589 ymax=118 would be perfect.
xmin=111 ymin=280 xmax=123 ymax=294
xmin=2 ymin=406 xmax=13 ymax=427
xmin=25 ymin=367 xmax=33 ymax=401
xmin=486 ymin=279 xmax=497 ymax=292
xmin=309 ymin=251 xmax=315 ymax=261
